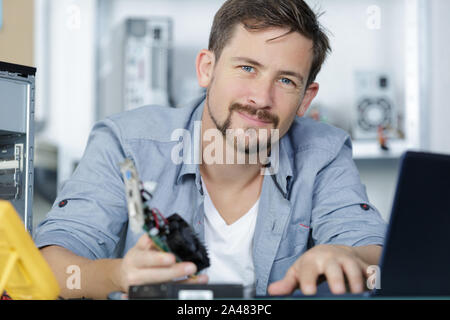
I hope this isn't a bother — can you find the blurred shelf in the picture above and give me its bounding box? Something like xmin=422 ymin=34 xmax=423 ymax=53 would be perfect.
xmin=353 ymin=140 xmax=409 ymax=160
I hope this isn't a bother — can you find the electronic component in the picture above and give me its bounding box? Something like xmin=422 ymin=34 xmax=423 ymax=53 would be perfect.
xmin=119 ymin=158 xmax=210 ymax=272
xmin=353 ymin=71 xmax=399 ymax=140
xmin=0 ymin=143 xmax=24 ymax=200
xmin=128 ymin=283 xmax=244 ymax=300
xmin=1 ymin=61 xmax=36 ymax=234
xmin=98 ymin=17 xmax=174 ymax=121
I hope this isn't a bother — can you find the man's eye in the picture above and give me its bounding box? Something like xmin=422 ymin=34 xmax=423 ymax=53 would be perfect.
xmin=279 ymin=78 xmax=295 ymax=86
xmin=241 ymin=66 xmax=255 ymax=73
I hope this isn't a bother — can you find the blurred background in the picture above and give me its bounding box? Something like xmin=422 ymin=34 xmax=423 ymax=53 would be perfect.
xmin=0 ymin=0 xmax=449 ymax=232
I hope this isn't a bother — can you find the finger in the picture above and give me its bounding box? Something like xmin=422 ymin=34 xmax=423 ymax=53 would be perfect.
xmin=135 ymin=234 xmax=153 ymax=250
xmin=340 ymin=259 xmax=365 ymax=293
xmin=134 ymin=251 xmax=176 ymax=268
xmin=267 ymin=267 xmax=299 ymax=296
xmin=178 ymin=274 xmax=209 ymax=284
xmin=358 ymin=260 xmax=371 ymax=279
xmin=128 ymin=262 xmax=198 ymax=286
xmin=297 ymin=263 xmax=320 ymax=295
xmin=323 ymin=262 xmax=346 ymax=295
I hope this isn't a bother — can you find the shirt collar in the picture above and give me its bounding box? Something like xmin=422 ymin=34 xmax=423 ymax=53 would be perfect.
xmin=176 ymin=96 xmax=294 ymax=197
xmin=268 ymin=137 xmax=293 ymax=198
xmin=176 ymin=96 xmax=205 ymax=186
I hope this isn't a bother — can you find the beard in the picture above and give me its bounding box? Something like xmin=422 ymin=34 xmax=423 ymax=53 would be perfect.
xmin=206 ymin=88 xmax=279 ymax=155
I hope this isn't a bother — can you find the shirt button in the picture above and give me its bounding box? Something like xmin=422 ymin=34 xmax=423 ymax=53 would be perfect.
xmin=58 ymin=199 xmax=68 ymax=208
xmin=97 ymin=230 xmax=105 ymax=245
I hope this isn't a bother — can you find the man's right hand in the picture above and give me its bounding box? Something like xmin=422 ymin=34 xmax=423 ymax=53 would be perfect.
xmin=115 ymin=234 xmax=209 ymax=293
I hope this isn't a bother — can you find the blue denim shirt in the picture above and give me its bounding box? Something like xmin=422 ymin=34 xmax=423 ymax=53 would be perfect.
xmin=34 ymin=96 xmax=387 ymax=295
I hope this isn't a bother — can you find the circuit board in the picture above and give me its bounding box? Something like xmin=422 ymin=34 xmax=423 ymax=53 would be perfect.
xmin=119 ymin=159 xmax=209 ymax=272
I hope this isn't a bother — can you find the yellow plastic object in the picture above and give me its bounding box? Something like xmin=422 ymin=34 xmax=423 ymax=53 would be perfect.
xmin=0 ymin=201 xmax=60 ymax=300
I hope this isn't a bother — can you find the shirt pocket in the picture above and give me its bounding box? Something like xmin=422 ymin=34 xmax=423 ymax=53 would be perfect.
xmin=274 ymin=221 xmax=311 ymax=262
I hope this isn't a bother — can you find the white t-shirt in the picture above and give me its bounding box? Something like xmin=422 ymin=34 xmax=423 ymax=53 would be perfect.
xmin=200 ymin=177 xmax=259 ymax=290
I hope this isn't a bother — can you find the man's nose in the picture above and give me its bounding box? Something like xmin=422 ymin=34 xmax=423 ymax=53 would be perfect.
xmin=246 ymin=78 xmax=274 ymax=109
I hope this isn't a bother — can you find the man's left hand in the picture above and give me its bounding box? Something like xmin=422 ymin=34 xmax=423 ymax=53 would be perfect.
xmin=267 ymin=244 xmax=373 ymax=296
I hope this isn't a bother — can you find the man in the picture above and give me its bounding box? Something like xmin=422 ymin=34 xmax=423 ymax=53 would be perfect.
xmin=35 ymin=0 xmax=387 ymax=299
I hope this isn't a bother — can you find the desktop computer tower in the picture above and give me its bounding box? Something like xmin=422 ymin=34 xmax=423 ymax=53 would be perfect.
xmin=0 ymin=61 xmax=36 ymax=234
xmin=98 ymin=17 xmax=173 ymax=120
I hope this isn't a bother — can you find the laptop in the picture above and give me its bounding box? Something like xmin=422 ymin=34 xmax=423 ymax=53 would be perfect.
xmin=288 ymin=151 xmax=450 ymax=298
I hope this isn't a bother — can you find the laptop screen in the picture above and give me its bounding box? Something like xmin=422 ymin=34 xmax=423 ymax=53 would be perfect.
xmin=378 ymin=151 xmax=450 ymax=296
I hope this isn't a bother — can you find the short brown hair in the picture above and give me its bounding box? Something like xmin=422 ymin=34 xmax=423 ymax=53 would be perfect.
xmin=208 ymin=0 xmax=331 ymax=88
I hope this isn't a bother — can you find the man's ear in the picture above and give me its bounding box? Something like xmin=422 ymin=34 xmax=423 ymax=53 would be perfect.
xmin=296 ymin=82 xmax=319 ymax=117
xmin=196 ymin=49 xmax=215 ymax=88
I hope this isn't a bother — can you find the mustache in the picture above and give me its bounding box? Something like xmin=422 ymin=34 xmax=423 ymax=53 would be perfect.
xmin=229 ymin=103 xmax=279 ymax=128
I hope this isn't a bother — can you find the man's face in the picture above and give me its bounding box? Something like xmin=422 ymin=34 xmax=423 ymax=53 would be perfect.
xmin=198 ymin=23 xmax=317 ymax=153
